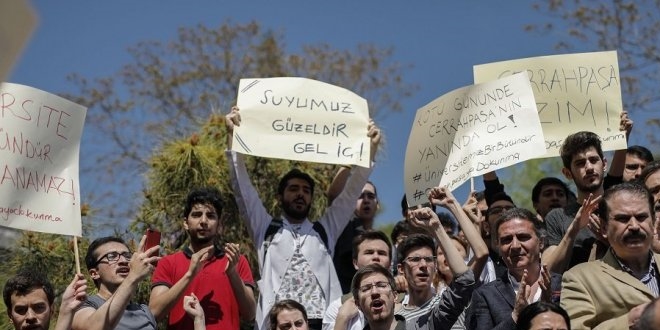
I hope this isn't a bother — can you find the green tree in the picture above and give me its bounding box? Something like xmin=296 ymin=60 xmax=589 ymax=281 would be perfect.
xmin=44 ymin=20 xmax=414 ymax=329
xmin=66 ymin=20 xmax=416 ymax=233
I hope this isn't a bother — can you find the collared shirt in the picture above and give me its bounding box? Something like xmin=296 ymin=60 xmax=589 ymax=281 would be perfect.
xmin=612 ymin=248 xmax=659 ymax=297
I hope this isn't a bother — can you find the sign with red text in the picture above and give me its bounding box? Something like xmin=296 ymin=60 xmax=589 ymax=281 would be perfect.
xmin=404 ymin=72 xmax=545 ymax=207
xmin=474 ymin=51 xmax=625 ymax=158
xmin=0 ymin=83 xmax=86 ymax=236
xmin=234 ymin=77 xmax=371 ymax=167
xmin=0 ymin=0 xmax=37 ymax=81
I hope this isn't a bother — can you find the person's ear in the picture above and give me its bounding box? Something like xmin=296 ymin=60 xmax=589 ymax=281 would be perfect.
xmin=352 ymin=259 xmax=359 ymax=271
xmin=89 ymin=268 xmax=100 ymax=282
xmin=602 ymin=157 xmax=608 ymax=172
xmin=562 ymin=167 xmax=573 ymax=181
xmin=397 ymin=263 xmax=404 ymax=275
xmin=183 ymin=218 xmax=189 ymax=230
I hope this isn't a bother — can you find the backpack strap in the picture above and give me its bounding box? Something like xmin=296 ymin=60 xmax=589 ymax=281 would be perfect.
xmin=262 ymin=219 xmax=330 ymax=261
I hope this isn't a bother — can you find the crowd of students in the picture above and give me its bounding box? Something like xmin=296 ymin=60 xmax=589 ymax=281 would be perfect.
xmin=4 ymin=107 xmax=660 ymax=330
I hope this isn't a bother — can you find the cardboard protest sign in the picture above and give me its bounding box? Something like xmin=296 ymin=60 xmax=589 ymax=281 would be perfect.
xmin=0 ymin=0 xmax=37 ymax=81
xmin=404 ymin=72 xmax=544 ymax=208
xmin=474 ymin=51 xmax=625 ymax=158
xmin=234 ymin=77 xmax=371 ymax=167
xmin=0 ymin=83 xmax=86 ymax=236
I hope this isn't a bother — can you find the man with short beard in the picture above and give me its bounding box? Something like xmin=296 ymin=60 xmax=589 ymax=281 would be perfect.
xmin=561 ymin=182 xmax=659 ymax=329
xmin=225 ymin=106 xmax=381 ymax=330
xmin=543 ymin=131 xmax=625 ymax=273
xmin=150 ymin=187 xmax=256 ymax=330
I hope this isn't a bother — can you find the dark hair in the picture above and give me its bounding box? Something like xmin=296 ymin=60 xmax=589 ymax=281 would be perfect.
xmin=277 ymin=169 xmax=315 ymax=196
xmin=183 ymin=187 xmax=223 ymax=218
xmin=531 ymin=177 xmax=571 ymax=204
xmin=627 ymin=145 xmax=654 ymax=163
xmin=638 ymin=297 xmax=660 ymax=330
xmin=599 ymin=182 xmax=654 ymax=224
xmin=397 ymin=233 xmax=436 ymax=264
xmin=352 ymin=230 xmax=392 ymax=261
xmin=516 ymin=301 xmax=570 ymax=330
xmin=474 ymin=190 xmax=486 ymax=202
xmin=560 ymin=131 xmax=603 ymax=169
xmin=639 ymin=160 xmax=660 ymax=185
xmin=365 ymin=181 xmax=378 ymax=197
xmin=268 ymin=299 xmax=308 ymax=330
xmin=390 ymin=220 xmax=411 ymax=245
xmin=401 ymin=194 xmax=435 ymax=220
xmin=3 ymin=269 xmax=55 ymax=311
xmin=494 ymin=208 xmax=545 ymax=241
xmin=487 ymin=191 xmax=515 ymax=209
xmin=85 ymin=237 xmax=128 ymax=287
xmin=438 ymin=212 xmax=456 ymax=234
xmin=351 ymin=264 xmax=395 ymax=302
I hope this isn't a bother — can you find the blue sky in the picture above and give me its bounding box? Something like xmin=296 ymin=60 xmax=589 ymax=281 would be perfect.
xmin=10 ymin=1 xmax=613 ymax=230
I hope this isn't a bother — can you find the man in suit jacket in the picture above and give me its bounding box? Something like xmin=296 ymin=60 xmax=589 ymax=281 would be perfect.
xmin=561 ymin=182 xmax=659 ymax=329
xmin=466 ymin=208 xmax=556 ymax=330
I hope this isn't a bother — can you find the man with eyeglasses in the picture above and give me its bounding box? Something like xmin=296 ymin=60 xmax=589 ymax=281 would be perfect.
xmin=328 ymin=177 xmax=381 ymax=294
xmin=72 ymin=236 xmax=160 ymax=330
xmin=561 ymin=182 xmax=660 ymax=329
xmin=394 ymin=208 xmax=475 ymax=328
xmin=352 ymin=264 xmax=406 ymax=330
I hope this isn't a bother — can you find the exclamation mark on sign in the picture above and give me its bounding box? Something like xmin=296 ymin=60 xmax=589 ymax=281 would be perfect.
xmin=508 ymin=115 xmax=517 ymax=127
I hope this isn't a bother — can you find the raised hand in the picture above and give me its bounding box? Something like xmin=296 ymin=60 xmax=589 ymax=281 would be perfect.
xmin=224 ymin=243 xmax=241 ymax=273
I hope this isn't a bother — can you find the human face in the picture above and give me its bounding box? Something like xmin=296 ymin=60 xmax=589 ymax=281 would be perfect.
xmin=354 ymin=239 xmax=390 ymax=269
xmin=184 ymin=203 xmax=220 ymax=245
xmin=9 ymin=289 xmax=52 ymax=330
xmin=534 ymin=184 xmax=568 ymax=218
xmin=563 ymin=147 xmax=606 ymax=194
xmin=486 ymin=200 xmax=515 ymax=247
xmin=529 ymin=311 xmax=568 ymax=330
xmin=644 ymin=171 xmax=660 ymax=205
xmin=498 ymin=219 xmax=542 ymax=275
xmin=355 ymin=183 xmax=378 ymax=220
xmin=623 ymin=154 xmax=648 ymax=182
xmin=437 ymin=239 xmax=467 ymax=277
xmin=275 ymin=309 xmax=308 ymax=330
xmin=398 ymin=246 xmax=436 ymax=291
xmin=90 ymin=241 xmax=132 ymax=289
xmin=279 ymin=178 xmax=312 ymax=221
xmin=357 ymin=273 xmax=396 ymax=325
xmin=603 ymin=191 xmax=655 ymax=262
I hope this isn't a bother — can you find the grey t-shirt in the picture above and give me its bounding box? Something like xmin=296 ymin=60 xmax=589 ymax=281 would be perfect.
xmin=545 ymin=201 xmax=596 ymax=270
xmin=80 ymin=294 xmax=157 ymax=330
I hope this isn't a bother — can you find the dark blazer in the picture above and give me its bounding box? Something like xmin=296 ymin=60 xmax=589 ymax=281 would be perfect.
xmin=465 ymin=271 xmax=562 ymax=330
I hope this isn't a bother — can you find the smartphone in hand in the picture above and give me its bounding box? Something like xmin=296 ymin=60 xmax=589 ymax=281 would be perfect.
xmin=145 ymin=228 xmax=161 ymax=254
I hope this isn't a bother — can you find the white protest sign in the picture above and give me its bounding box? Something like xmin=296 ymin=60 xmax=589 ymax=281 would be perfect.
xmin=404 ymin=72 xmax=545 ymax=207
xmin=234 ymin=77 xmax=371 ymax=167
xmin=474 ymin=51 xmax=625 ymax=158
xmin=0 ymin=0 xmax=37 ymax=81
xmin=0 ymin=83 xmax=86 ymax=236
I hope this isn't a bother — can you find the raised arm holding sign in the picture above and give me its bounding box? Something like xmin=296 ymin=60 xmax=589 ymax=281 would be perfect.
xmin=232 ymin=77 xmax=371 ymax=167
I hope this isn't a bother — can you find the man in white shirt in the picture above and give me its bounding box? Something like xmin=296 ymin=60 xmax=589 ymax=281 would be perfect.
xmin=225 ymin=106 xmax=380 ymax=330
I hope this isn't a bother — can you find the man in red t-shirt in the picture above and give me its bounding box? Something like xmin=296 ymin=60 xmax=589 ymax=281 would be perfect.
xmin=149 ymin=187 xmax=256 ymax=330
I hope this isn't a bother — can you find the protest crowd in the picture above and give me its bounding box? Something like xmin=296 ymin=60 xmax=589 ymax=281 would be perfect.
xmin=4 ymin=76 xmax=660 ymax=330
